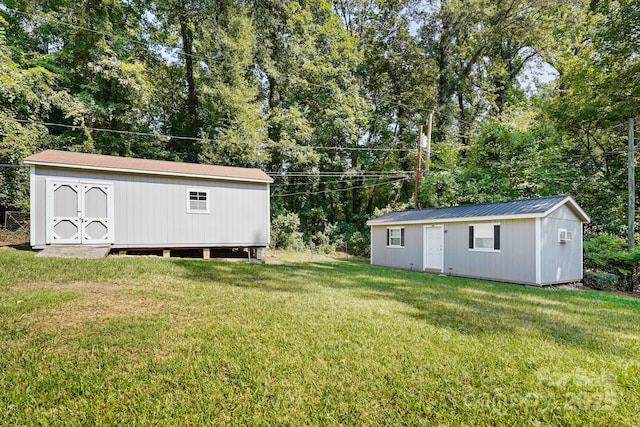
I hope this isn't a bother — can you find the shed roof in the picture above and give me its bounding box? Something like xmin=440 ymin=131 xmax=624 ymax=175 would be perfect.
xmin=24 ymin=150 xmax=273 ymax=183
xmin=367 ymin=195 xmax=590 ymax=225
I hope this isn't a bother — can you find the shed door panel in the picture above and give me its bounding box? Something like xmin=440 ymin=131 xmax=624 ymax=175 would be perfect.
xmin=47 ymin=180 xmax=113 ymax=245
xmin=50 ymin=182 xmax=81 ymax=244
xmin=82 ymin=184 xmax=112 ymax=244
xmin=424 ymin=225 xmax=444 ymax=272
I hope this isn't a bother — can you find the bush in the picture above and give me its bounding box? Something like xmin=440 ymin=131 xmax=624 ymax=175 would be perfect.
xmin=346 ymin=231 xmax=370 ymax=257
xmin=271 ymin=212 xmax=305 ymax=251
xmin=310 ymin=223 xmax=337 ymax=254
xmin=583 ymin=270 xmax=621 ymax=291
xmin=584 ymin=234 xmax=640 ymax=292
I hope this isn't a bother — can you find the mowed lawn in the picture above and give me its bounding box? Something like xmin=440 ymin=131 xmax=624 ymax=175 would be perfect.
xmin=1 ymin=249 xmax=639 ymax=425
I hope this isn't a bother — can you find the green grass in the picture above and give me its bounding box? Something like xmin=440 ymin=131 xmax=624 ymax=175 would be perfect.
xmin=1 ymin=248 xmax=639 ymax=425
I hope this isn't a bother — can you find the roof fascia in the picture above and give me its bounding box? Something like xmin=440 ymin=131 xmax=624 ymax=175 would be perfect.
xmin=543 ymin=196 xmax=591 ymax=223
xmin=23 ymin=160 xmax=273 ymax=184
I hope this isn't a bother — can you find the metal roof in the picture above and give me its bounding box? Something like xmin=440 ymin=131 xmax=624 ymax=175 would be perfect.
xmin=367 ymin=195 xmax=590 ymax=225
xmin=24 ymin=150 xmax=273 ymax=183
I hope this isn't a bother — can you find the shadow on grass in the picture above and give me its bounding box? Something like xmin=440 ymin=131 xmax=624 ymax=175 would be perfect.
xmin=170 ymin=258 xmax=640 ymax=355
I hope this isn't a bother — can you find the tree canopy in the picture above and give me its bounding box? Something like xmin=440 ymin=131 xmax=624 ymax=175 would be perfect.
xmin=0 ymin=0 xmax=636 ymax=247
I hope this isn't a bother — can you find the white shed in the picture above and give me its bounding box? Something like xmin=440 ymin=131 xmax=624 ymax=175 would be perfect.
xmin=367 ymin=195 xmax=590 ymax=286
xmin=24 ymin=150 xmax=272 ymax=258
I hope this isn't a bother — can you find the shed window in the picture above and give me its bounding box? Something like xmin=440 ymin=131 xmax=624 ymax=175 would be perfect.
xmin=187 ymin=189 xmax=209 ymax=213
xmin=469 ymin=224 xmax=500 ymax=251
xmin=387 ymin=227 xmax=405 ymax=248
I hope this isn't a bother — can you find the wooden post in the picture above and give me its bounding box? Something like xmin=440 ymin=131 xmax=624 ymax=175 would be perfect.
xmin=415 ymin=125 xmax=423 ymax=208
xmin=425 ymin=111 xmax=434 ymax=174
xmin=203 ymin=248 xmax=210 ymax=260
xmin=118 ymin=249 xmax=127 ymax=256
xmin=163 ymin=249 xmax=170 ymax=258
xmin=629 ymin=118 xmax=635 ymax=252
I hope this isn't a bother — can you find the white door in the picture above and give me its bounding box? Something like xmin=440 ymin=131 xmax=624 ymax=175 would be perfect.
xmin=47 ymin=180 xmax=113 ymax=245
xmin=423 ymin=225 xmax=444 ymax=272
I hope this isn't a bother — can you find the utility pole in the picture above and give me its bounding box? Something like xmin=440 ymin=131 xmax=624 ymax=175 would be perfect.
xmin=629 ymin=118 xmax=635 ymax=252
xmin=425 ymin=111 xmax=434 ymax=174
xmin=415 ymin=125 xmax=423 ymax=208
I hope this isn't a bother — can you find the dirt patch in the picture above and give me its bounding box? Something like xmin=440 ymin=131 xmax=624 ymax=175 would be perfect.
xmin=26 ymin=282 xmax=164 ymax=332
xmin=0 ymin=229 xmax=29 ymax=246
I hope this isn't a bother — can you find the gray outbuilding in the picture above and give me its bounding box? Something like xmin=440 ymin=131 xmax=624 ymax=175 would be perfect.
xmin=24 ymin=150 xmax=272 ymax=258
xmin=367 ymin=195 xmax=590 ymax=286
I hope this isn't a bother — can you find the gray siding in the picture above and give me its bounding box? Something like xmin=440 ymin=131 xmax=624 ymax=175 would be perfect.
xmin=370 ymin=224 xmax=424 ymax=271
xmin=540 ymin=204 xmax=583 ymax=284
xmin=371 ymin=219 xmax=537 ymax=284
xmin=442 ymin=220 xmax=536 ymax=284
xmin=32 ymin=167 xmax=269 ymax=248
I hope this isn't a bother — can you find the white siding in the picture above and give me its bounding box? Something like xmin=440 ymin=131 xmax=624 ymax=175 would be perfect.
xmin=371 ymin=225 xmax=423 ymax=271
xmin=539 ymin=204 xmax=584 ymax=284
xmin=371 ymin=219 xmax=537 ymax=284
xmin=32 ymin=167 xmax=269 ymax=248
xmin=442 ymin=220 xmax=537 ymax=284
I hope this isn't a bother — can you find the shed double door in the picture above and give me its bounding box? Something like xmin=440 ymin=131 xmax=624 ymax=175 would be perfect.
xmin=46 ymin=180 xmax=114 ymax=245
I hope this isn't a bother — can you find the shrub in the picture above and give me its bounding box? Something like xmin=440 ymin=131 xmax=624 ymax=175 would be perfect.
xmin=346 ymin=231 xmax=370 ymax=257
xmin=583 ymin=234 xmax=640 ymax=292
xmin=271 ymin=212 xmax=305 ymax=251
xmin=583 ymin=270 xmax=621 ymax=291
xmin=310 ymin=223 xmax=337 ymax=254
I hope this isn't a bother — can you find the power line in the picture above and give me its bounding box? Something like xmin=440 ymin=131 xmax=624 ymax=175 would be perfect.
xmin=271 ymin=175 xmax=410 ymax=187
xmin=268 ymin=171 xmax=413 ymax=176
xmin=13 ymin=119 xmax=414 ymax=153
xmin=271 ymin=176 xmax=412 ymax=197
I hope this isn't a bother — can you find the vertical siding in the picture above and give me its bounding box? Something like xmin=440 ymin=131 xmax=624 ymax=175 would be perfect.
xmin=32 ymin=167 xmax=269 ymax=248
xmin=371 ymin=219 xmax=537 ymax=284
xmin=442 ymin=220 xmax=537 ymax=284
xmin=540 ymin=205 xmax=584 ymax=284
xmin=370 ymin=224 xmax=424 ymax=271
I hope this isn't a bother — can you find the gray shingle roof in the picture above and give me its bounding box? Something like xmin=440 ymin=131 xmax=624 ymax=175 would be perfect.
xmin=368 ymin=195 xmax=589 ymax=224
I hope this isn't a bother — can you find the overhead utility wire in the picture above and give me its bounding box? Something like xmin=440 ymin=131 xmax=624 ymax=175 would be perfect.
xmin=268 ymin=171 xmax=414 ymax=176
xmin=271 ymin=176 xmax=411 ymax=198
xmin=271 ymin=175 xmax=410 ymax=187
xmin=14 ymin=119 xmax=414 ymax=153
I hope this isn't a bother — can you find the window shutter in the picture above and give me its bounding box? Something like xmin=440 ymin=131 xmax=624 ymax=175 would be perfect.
xmin=494 ymin=225 xmax=500 ymax=250
xmin=387 ymin=228 xmax=390 ymax=246
xmin=400 ymin=228 xmax=405 ymax=247
xmin=469 ymin=226 xmax=474 ymax=249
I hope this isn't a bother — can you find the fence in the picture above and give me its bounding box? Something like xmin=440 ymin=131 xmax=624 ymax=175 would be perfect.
xmin=3 ymin=211 xmax=29 ymax=232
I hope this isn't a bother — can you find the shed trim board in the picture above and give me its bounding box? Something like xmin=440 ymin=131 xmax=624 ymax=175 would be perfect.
xmin=368 ymin=196 xmax=589 ymax=286
xmin=29 ymin=166 xmax=36 ymax=245
xmin=535 ymin=218 xmax=542 ymax=284
xmin=24 ymin=160 xmax=273 ymax=184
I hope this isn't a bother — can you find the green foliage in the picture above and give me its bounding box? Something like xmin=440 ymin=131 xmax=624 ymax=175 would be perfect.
xmin=583 ymin=270 xmax=621 ymax=291
xmin=0 ymin=0 xmax=635 ymax=252
xmin=584 ymin=234 xmax=640 ymax=292
xmin=270 ymin=211 xmax=305 ymax=251
xmin=310 ymin=222 xmax=337 ymax=254
xmin=345 ymin=230 xmax=369 ymax=257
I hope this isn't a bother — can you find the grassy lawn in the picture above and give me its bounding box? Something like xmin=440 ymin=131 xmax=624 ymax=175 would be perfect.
xmin=1 ymin=248 xmax=639 ymax=425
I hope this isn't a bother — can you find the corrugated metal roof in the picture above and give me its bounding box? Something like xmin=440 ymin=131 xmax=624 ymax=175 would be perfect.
xmin=24 ymin=150 xmax=273 ymax=183
xmin=368 ymin=195 xmax=589 ymax=224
